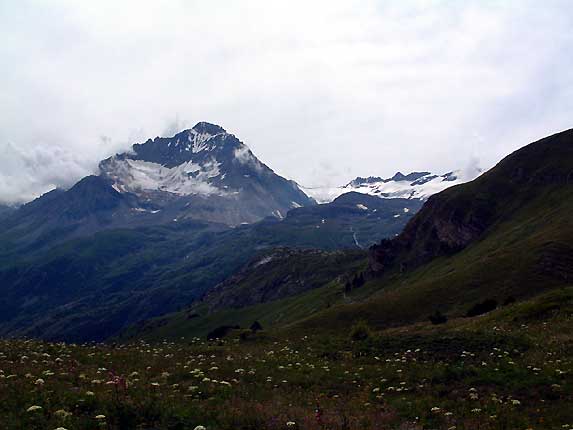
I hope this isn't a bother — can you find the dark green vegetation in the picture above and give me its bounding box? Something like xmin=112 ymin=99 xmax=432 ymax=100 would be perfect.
xmin=0 ymin=289 xmax=571 ymax=429
xmin=0 ymin=188 xmax=417 ymax=341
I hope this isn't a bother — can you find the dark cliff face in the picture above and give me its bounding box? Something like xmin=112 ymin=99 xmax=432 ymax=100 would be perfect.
xmin=369 ymin=128 xmax=573 ymax=275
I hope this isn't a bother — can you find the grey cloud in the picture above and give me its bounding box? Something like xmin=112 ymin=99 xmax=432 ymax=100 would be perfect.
xmin=0 ymin=0 xmax=572 ymax=203
xmin=161 ymin=116 xmax=191 ymax=138
xmin=0 ymin=140 xmax=96 ymax=204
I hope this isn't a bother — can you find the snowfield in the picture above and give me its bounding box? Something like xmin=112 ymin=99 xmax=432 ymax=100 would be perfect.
xmin=303 ymin=170 xmax=479 ymax=203
xmin=102 ymin=157 xmax=226 ymax=196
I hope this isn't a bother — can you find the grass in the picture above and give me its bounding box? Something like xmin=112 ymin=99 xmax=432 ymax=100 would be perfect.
xmin=1 ymin=288 xmax=572 ymax=429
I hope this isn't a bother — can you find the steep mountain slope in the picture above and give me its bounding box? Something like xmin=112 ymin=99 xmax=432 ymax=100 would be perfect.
xmin=304 ymin=170 xmax=474 ymax=203
xmin=193 ymin=247 xmax=365 ymax=313
xmin=0 ymin=221 xmax=228 ymax=341
xmin=0 ymin=204 xmax=16 ymax=218
xmin=128 ymin=128 xmax=573 ymax=340
xmin=296 ymin=128 xmax=573 ymax=333
xmin=120 ymin=248 xmax=366 ymax=342
xmin=0 ymin=176 xmax=144 ymax=257
xmin=369 ymin=128 xmax=573 ymax=275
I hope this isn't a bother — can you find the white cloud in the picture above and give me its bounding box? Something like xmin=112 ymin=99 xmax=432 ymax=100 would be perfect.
xmin=0 ymin=140 xmax=94 ymax=204
xmin=0 ymin=0 xmax=572 ymax=203
xmin=233 ymin=145 xmax=264 ymax=173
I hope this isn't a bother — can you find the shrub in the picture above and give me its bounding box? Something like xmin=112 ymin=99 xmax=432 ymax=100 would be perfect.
xmin=250 ymin=321 xmax=263 ymax=332
xmin=349 ymin=320 xmax=372 ymax=341
xmin=344 ymin=272 xmax=365 ymax=294
xmin=239 ymin=330 xmax=252 ymax=341
xmin=503 ymin=296 xmax=516 ymax=306
xmin=352 ymin=273 xmax=365 ymax=289
xmin=206 ymin=325 xmax=240 ymax=340
xmin=466 ymin=299 xmax=498 ymax=317
xmin=428 ymin=310 xmax=448 ymax=325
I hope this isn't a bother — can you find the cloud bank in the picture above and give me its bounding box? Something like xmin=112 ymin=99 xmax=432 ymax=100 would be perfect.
xmin=1 ymin=0 xmax=572 ymax=204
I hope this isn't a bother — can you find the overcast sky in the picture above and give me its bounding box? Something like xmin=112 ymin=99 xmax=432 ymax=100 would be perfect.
xmin=1 ymin=0 xmax=572 ymax=204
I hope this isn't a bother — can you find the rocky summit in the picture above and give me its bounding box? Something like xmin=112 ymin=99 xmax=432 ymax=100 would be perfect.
xmin=98 ymin=122 xmax=315 ymax=226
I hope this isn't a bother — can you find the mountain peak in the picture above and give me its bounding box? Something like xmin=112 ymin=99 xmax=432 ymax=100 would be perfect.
xmin=388 ymin=171 xmax=431 ymax=182
xmin=305 ymin=169 xmax=473 ymax=203
xmin=97 ymin=122 xmax=313 ymax=225
xmin=154 ymin=122 xmax=229 ymax=149
xmin=190 ymin=122 xmax=226 ymax=135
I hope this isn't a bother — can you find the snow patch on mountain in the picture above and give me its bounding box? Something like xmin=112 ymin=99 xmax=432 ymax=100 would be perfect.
xmin=103 ymin=158 xmax=226 ymax=196
xmin=304 ymin=170 xmax=480 ymax=203
xmin=184 ymin=128 xmax=225 ymax=153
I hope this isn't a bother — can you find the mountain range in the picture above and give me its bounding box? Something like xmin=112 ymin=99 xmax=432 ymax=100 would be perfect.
xmin=304 ymin=170 xmax=473 ymax=203
xmin=0 ymin=123 xmax=316 ymax=255
xmin=0 ymin=122 xmax=458 ymax=341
